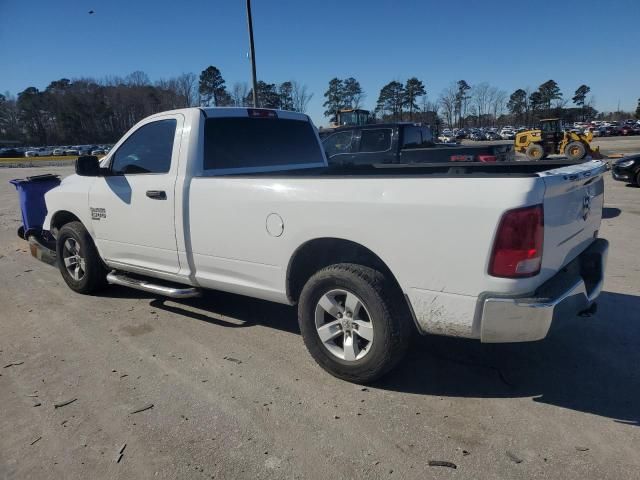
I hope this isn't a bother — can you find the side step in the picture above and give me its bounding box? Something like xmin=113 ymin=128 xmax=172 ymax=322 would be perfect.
xmin=106 ymin=272 xmax=201 ymax=299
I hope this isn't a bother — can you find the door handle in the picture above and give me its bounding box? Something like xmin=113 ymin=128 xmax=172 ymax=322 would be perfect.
xmin=146 ymin=190 xmax=167 ymax=200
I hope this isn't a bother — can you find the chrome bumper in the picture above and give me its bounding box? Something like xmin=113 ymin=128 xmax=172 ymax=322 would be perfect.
xmin=480 ymin=239 xmax=608 ymax=343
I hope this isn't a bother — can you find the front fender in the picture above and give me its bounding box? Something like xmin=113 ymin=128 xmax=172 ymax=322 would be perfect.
xmin=43 ymin=174 xmax=95 ymax=236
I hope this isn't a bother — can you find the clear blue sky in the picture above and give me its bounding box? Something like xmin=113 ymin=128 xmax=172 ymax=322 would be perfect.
xmin=1 ymin=0 xmax=639 ymax=125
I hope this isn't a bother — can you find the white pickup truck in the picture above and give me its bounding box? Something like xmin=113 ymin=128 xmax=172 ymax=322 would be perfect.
xmin=42 ymin=107 xmax=609 ymax=383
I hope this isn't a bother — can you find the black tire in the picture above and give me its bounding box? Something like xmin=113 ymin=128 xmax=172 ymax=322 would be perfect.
xmin=525 ymin=143 xmax=544 ymax=161
xmin=298 ymin=263 xmax=412 ymax=384
xmin=565 ymin=141 xmax=586 ymax=161
xmin=635 ymin=170 xmax=640 ymax=187
xmin=56 ymin=221 xmax=107 ymax=294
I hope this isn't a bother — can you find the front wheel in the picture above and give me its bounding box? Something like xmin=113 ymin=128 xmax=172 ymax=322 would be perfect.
xmin=298 ymin=263 xmax=412 ymax=384
xmin=565 ymin=141 xmax=586 ymax=161
xmin=525 ymin=143 xmax=545 ymax=161
xmin=56 ymin=221 xmax=107 ymax=294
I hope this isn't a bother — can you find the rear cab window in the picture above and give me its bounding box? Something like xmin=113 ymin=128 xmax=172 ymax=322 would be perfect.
xmin=203 ymin=114 xmax=326 ymax=174
xmin=401 ymin=126 xmax=433 ymax=149
xmin=358 ymin=128 xmax=392 ymax=153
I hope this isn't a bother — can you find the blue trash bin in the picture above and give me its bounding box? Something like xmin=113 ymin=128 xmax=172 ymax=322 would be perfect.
xmin=9 ymin=174 xmax=61 ymax=237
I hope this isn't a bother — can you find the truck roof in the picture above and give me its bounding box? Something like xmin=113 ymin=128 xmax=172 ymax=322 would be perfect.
xmin=144 ymin=107 xmax=311 ymax=123
xmin=201 ymin=107 xmax=310 ymax=122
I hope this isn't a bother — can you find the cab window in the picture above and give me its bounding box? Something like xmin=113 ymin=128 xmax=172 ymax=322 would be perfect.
xmin=111 ymin=119 xmax=177 ymax=175
xmin=359 ymin=128 xmax=392 ymax=153
xmin=402 ymin=127 xmax=422 ymax=148
xmin=322 ymin=131 xmax=354 ymax=157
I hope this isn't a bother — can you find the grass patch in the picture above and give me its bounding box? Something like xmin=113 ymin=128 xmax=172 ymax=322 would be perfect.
xmin=0 ymin=155 xmax=78 ymax=162
xmin=0 ymin=155 xmax=105 ymax=163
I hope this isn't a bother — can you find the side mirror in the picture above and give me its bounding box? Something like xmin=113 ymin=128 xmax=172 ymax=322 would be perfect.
xmin=75 ymin=155 xmax=101 ymax=176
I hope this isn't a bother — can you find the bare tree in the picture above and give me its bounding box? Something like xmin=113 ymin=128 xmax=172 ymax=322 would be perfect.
xmin=126 ymin=71 xmax=150 ymax=87
xmin=491 ymin=89 xmax=508 ymax=123
xmin=231 ymin=82 xmax=249 ymax=107
xmin=176 ymin=73 xmax=198 ymax=107
xmin=438 ymin=83 xmax=457 ymax=128
xmin=292 ymin=81 xmax=313 ymax=113
xmin=471 ymin=82 xmax=491 ymax=126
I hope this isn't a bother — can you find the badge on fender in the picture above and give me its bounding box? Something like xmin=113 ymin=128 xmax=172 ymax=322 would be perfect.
xmin=90 ymin=207 xmax=107 ymax=220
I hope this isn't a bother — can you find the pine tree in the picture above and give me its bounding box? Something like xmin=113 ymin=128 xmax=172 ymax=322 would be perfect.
xmin=403 ymin=78 xmax=426 ymax=121
xmin=323 ymin=78 xmax=344 ymax=121
xmin=198 ymin=66 xmax=229 ymax=106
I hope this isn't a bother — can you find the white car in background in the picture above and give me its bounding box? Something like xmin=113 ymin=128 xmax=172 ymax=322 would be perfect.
xmin=25 ymin=147 xmax=53 ymax=157
xmin=52 ymin=147 xmax=68 ymax=156
xmin=500 ymin=129 xmax=515 ymax=140
xmin=438 ymin=132 xmax=455 ymax=143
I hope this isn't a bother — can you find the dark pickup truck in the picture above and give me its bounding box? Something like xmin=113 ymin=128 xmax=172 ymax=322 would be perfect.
xmin=322 ymin=123 xmax=514 ymax=166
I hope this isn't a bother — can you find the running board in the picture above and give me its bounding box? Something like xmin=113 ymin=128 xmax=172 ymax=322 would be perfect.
xmin=106 ymin=272 xmax=201 ymax=299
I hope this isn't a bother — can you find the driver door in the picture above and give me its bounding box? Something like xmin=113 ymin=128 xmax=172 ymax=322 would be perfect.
xmin=89 ymin=114 xmax=183 ymax=274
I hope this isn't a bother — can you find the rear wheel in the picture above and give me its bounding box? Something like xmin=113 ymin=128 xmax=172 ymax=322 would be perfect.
xmin=56 ymin=221 xmax=107 ymax=294
xmin=565 ymin=141 xmax=586 ymax=161
xmin=298 ymin=263 xmax=411 ymax=384
xmin=525 ymin=143 xmax=545 ymax=161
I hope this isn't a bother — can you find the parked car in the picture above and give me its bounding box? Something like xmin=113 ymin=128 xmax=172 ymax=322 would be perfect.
xmin=322 ymin=123 xmax=514 ymax=165
xmin=0 ymin=148 xmax=23 ymax=158
xmin=77 ymin=145 xmax=95 ymax=155
xmin=611 ymin=154 xmax=640 ymax=186
xmin=437 ymin=132 xmax=456 ymax=143
xmin=500 ymin=129 xmax=515 ymax=140
xmin=484 ymin=131 xmax=502 ymax=141
xmin=469 ymin=131 xmax=485 ymax=141
xmin=620 ymin=125 xmax=636 ymax=136
xmin=455 ymin=129 xmax=469 ymax=140
xmin=91 ymin=148 xmax=106 ymax=155
xmin=52 ymin=147 xmax=68 ymax=156
xmin=64 ymin=147 xmax=80 ymax=155
xmin=25 ymin=147 xmax=53 ymax=157
xmin=36 ymin=107 xmax=608 ymax=383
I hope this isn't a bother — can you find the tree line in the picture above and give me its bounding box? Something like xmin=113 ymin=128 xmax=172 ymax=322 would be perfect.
xmin=323 ymin=77 xmax=638 ymax=128
xmin=3 ymin=69 xmax=639 ymax=145
xmin=0 ymin=66 xmax=312 ymax=145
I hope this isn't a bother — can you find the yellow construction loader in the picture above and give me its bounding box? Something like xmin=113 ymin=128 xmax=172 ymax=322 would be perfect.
xmin=515 ymin=119 xmax=602 ymax=161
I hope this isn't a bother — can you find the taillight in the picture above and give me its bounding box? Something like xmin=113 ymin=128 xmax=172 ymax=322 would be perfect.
xmin=477 ymin=155 xmax=496 ymax=163
xmin=489 ymin=205 xmax=544 ymax=278
xmin=248 ymin=108 xmax=277 ymax=118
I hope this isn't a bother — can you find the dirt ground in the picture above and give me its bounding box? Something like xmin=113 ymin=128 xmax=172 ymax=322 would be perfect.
xmin=1 ymin=162 xmax=639 ymax=480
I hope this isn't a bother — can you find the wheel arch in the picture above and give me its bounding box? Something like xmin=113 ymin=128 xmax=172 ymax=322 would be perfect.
xmin=49 ymin=210 xmax=82 ymax=235
xmin=286 ymin=237 xmax=405 ymax=305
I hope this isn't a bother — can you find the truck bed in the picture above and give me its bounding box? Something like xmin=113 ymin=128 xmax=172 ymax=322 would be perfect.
xmin=222 ymin=160 xmax=593 ymax=178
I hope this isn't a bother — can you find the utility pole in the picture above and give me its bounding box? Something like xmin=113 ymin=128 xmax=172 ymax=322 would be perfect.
xmin=246 ymin=0 xmax=259 ymax=107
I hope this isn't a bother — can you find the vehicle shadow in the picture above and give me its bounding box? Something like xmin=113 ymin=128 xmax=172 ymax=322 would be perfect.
xmin=602 ymin=207 xmax=622 ymax=219
xmin=147 ymin=289 xmax=300 ymax=335
xmin=101 ymin=286 xmax=639 ymax=425
xmin=98 ymin=284 xmax=300 ymax=334
xmin=375 ymin=290 xmax=640 ymax=426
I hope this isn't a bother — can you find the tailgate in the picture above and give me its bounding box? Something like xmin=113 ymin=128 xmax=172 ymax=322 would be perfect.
xmin=539 ymin=160 xmax=607 ymax=275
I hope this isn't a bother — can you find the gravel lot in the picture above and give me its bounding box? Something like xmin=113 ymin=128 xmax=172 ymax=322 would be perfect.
xmin=1 ymin=159 xmax=639 ymax=479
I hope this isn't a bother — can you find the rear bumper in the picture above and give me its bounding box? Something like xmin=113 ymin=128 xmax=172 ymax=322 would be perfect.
xmin=480 ymin=239 xmax=608 ymax=343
